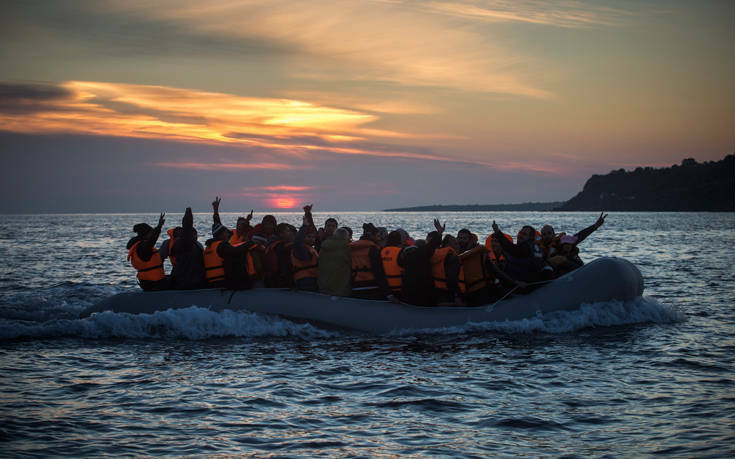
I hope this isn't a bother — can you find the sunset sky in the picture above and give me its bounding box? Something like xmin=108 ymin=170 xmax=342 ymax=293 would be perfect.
xmin=1 ymin=0 xmax=733 ymax=212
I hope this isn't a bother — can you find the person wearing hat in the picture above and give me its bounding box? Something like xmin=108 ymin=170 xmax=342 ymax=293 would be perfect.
xmin=203 ymin=220 xmax=254 ymax=290
xmin=126 ymin=212 xmax=170 ymax=291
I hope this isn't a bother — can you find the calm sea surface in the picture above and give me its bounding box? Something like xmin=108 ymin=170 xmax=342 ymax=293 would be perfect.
xmin=1 ymin=212 xmax=733 ymax=456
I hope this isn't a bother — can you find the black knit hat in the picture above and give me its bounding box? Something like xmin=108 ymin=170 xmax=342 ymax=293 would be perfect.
xmin=133 ymin=223 xmax=153 ymax=235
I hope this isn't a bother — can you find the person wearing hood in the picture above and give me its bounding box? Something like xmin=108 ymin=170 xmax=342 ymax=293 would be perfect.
xmin=126 ymin=213 xmax=169 ymax=291
xmin=167 ymin=207 xmax=206 ymax=290
xmin=349 ymin=223 xmax=396 ymax=302
xmin=318 ymin=227 xmax=352 ymax=297
xmin=203 ymin=222 xmax=254 ymax=290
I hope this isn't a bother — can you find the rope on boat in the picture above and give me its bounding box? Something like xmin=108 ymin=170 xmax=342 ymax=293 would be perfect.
xmin=484 ymin=279 xmax=554 ymax=313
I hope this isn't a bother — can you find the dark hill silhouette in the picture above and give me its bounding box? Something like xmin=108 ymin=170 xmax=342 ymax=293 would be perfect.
xmin=556 ymin=155 xmax=735 ymax=211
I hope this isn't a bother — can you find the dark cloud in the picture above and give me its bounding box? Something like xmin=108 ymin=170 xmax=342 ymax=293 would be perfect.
xmin=0 ymin=82 xmax=73 ymax=114
xmin=1 ymin=0 xmax=296 ymax=59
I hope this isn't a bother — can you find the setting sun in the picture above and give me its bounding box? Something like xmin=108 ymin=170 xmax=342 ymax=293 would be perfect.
xmin=274 ymin=197 xmax=296 ymax=208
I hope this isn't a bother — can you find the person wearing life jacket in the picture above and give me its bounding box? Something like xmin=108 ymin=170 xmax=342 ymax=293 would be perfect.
xmin=540 ymin=211 xmax=608 ymax=262
xmin=168 ymin=207 xmax=206 ymax=290
xmin=491 ymin=221 xmax=553 ymax=285
xmin=291 ymin=205 xmax=319 ymax=291
xmin=381 ymin=230 xmax=405 ymax=297
xmin=457 ymin=228 xmax=478 ymax=252
xmin=203 ymin=223 xmax=253 ymax=290
xmin=264 ymin=222 xmax=296 ymax=288
xmin=350 ymin=223 xmax=395 ymax=302
xmin=126 ymin=213 xmax=169 ymax=291
xmin=396 ymin=228 xmax=414 ymax=247
xmin=538 ymin=225 xmax=564 ymax=259
xmin=211 ymin=196 xmax=254 ymax=245
xmin=398 ymin=219 xmax=446 ymax=306
xmin=158 ymin=226 xmax=182 ymax=271
xmin=485 ymin=232 xmax=513 ymax=269
xmin=252 ymin=214 xmax=278 ymax=247
xmin=547 ymin=234 xmax=585 ymax=277
xmin=431 ymin=234 xmax=463 ymax=305
xmin=318 ymin=227 xmax=352 ymax=297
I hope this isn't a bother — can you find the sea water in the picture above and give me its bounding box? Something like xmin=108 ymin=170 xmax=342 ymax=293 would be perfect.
xmin=0 ymin=212 xmax=733 ymax=456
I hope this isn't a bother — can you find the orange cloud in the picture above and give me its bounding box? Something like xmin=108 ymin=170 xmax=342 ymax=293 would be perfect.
xmin=0 ymin=80 xmax=384 ymax=146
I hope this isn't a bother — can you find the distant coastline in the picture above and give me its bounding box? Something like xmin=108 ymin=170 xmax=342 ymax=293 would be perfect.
xmin=386 ymin=154 xmax=735 ymax=212
xmin=384 ymin=202 xmax=563 ymax=212
xmin=555 ymin=155 xmax=735 ymax=211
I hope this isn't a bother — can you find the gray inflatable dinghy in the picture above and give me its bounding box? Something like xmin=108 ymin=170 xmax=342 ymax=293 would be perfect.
xmin=80 ymin=257 xmax=643 ymax=334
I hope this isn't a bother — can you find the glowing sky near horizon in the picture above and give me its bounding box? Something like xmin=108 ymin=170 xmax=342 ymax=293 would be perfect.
xmin=1 ymin=0 xmax=733 ymax=212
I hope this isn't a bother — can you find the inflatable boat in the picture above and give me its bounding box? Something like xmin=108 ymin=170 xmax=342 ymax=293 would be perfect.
xmin=80 ymin=257 xmax=643 ymax=334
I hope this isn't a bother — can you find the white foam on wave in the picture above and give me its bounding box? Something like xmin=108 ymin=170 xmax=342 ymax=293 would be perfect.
xmin=0 ymin=296 xmax=684 ymax=341
xmin=392 ymin=296 xmax=685 ymax=336
xmin=0 ymin=306 xmax=335 ymax=340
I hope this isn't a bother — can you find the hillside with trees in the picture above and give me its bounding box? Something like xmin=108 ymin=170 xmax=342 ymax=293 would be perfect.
xmin=555 ymin=155 xmax=735 ymax=211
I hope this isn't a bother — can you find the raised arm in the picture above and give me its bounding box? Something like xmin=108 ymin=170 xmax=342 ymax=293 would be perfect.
xmin=212 ymin=196 xmax=222 ymax=227
xmin=575 ymin=211 xmax=607 ymax=244
xmin=138 ymin=212 xmax=165 ymax=260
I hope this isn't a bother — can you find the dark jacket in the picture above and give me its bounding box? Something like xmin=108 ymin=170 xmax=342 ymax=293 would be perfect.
xmin=399 ymin=235 xmax=441 ymax=306
xmin=203 ymin=238 xmax=253 ymax=290
xmin=494 ymin=229 xmax=552 ymax=282
xmin=167 ymin=208 xmax=205 ymax=289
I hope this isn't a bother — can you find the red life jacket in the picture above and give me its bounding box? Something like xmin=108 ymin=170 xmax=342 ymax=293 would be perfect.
xmin=127 ymin=241 xmax=165 ymax=282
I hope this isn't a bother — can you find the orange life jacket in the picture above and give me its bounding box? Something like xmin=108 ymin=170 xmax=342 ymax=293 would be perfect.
xmin=350 ymin=239 xmax=379 ymax=284
xmin=380 ymin=246 xmax=403 ymax=293
xmin=203 ymin=240 xmax=225 ymax=284
xmin=431 ymin=246 xmax=456 ymax=290
xmin=127 ymin=241 xmax=165 ymax=282
xmin=230 ymin=229 xmax=247 ymax=245
xmin=166 ymin=228 xmax=176 ymax=267
xmin=484 ymin=232 xmax=513 ymax=264
xmin=232 ymin=241 xmax=260 ymax=278
xmin=458 ymin=245 xmax=490 ymax=294
xmin=537 ymin=232 xmax=565 ymax=259
xmin=291 ymin=244 xmax=319 ymax=282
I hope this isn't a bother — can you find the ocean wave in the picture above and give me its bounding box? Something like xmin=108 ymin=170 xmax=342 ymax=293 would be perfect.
xmin=0 ymin=306 xmax=334 ymax=341
xmin=392 ymin=296 xmax=684 ymax=336
xmin=0 ymin=296 xmax=683 ymax=341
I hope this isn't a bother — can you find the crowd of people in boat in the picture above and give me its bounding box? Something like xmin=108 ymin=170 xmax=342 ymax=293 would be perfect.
xmin=126 ymin=197 xmax=607 ymax=306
